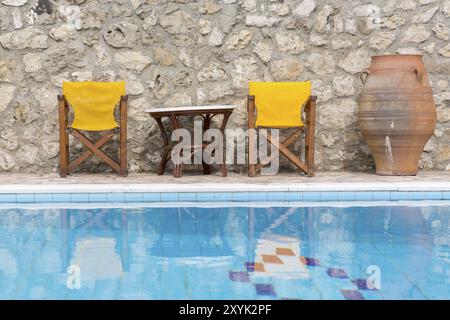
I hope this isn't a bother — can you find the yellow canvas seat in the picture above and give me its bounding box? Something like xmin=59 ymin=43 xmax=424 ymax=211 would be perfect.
xmin=247 ymin=81 xmax=317 ymax=177
xmin=58 ymin=81 xmax=128 ymax=177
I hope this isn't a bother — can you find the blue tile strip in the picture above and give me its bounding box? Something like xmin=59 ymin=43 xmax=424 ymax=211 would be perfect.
xmin=161 ymin=193 xmax=178 ymax=202
xmin=267 ymin=192 xmax=285 ymax=201
xmin=107 ymin=193 xmax=125 ymax=203
xmin=178 ymin=193 xmax=197 ymax=201
xmin=303 ymin=192 xmax=321 ymax=201
xmin=0 ymin=194 xmax=16 ymax=203
xmin=214 ymin=192 xmax=233 ymax=201
xmin=34 ymin=194 xmax=53 ymax=203
xmin=88 ymin=193 xmax=108 ymax=203
xmin=52 ymin=193 xmax=71 ymax=203
xmin=124 ymin=193 xmax=143 ymax=203
xmin=142 ymin=193 xmax=161 ymax=202
xmin=0 ymin=190 xmax=447 ymax=204
xmin=16 ymin=194 xmax=34 ymax=203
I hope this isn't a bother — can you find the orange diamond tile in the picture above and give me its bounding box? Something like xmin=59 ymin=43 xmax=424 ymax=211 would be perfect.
xmin=276 ymin=248 xmax=295 ymax=256
xmin=254 ymin=262 xmax=265 ymax=272
xmin=262 ymin=254 xmax=283 ymax=264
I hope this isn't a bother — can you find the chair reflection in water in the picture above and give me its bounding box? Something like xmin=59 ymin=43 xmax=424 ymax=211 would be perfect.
xmin=60 ymin=209 xmax=129 ymax=285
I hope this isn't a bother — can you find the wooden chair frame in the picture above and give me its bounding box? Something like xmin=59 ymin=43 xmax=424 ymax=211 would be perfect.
xmin=58 ymin=95 xmax=128 ymax=177
xmin=247 ymin=95 xmax=317 ymax=177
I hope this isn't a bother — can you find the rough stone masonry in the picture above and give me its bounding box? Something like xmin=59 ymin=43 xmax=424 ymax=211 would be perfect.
xmin=0 ymin=0 xmax=449 ymax=174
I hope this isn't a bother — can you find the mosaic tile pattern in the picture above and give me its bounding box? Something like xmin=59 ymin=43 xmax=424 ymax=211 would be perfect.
xmin=300 ymin=257 xmax=320 ymax=267
xmin=231 ymin=251 xmax=372 ymax=300
xmin=327 ymin=268 xmax=349 ymax=279
xmin=352 ymin=279 xmax=377 ymax=291
xmin=340 ymin=290 xmax=365 ymax=300
xmin=254 ymin=283 xmax=276 ymax=296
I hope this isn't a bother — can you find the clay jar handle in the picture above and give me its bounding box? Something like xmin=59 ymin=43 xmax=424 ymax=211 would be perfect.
xmin=360 ymin=69 xmax=370 ymax=84
xmin=413 ymin=67 xmax=424 ymax=83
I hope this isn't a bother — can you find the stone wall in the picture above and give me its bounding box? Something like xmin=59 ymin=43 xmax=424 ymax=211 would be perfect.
xmin=0 ymin=0 xmax=449 ymax=174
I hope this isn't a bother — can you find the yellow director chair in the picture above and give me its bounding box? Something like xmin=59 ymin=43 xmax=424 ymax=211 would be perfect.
xmin=247 ymin=82 xmax=317 ymax=177
xmin=58 ymin=81 xmax=128 ymax=177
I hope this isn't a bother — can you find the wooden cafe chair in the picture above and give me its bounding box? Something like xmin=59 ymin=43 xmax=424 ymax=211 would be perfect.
xmin=58 ymin=81 xmax=128 ymax=177
xmin=247 ymin=81 xmax=317 ymax=177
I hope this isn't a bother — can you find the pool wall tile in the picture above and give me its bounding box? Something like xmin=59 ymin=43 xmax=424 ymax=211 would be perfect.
xmin=2 ymin=189 xmax=450 ymax=204
xmin=303 ymin=192 xmax=320 ymax=201
xmin=390 ymin=191 xmax=408 ymax=201
xmin=124 ymin=193 xmax=143 ymax=202
xmin=88 ymin=193 xmax=108 ymax=203
xmin=17 ymin=194 xmax=35 ymax=203
xmin=34 ymin=194 xmax=53 ymax=203
xmin=142 ymin=193 xmax=161 ymax=202
xmin=407 ymin=192 xmax=425 ymax=201
xmin=284 ymin=192 xmax=302 ymax=201
xmin=0 ymin=194 xmax=16 ymax=203
xmin=267 ymin=192 xmax=285 ymax=201
xmin=178 ymin=193 xmax=197 ymax=201
xmin=249 ymin=192 xmax=268 ymax=201
xmin=107 ymin=193 xmax=125 ymax=203
xmin=320 ymin=192 xmax=339 ymax=201
xmin=354 ymin=192 xmax=373 ymax=201
xmin=161 ymin=193 xmax=178 ymax=202
xmin=232 ymin=192 xmax=250 ymax=201
xmin=424 ymin=191 xmax=443 ymax=200
xmin=338 ymin=192 xmax=356 ymax=201
xmin=196 ymin=193 xmax=214 ymax=201
xmin=70 ymin=193 xmax=89 ymax=203
xmin=213 ymin=193 xmax=233 ymax=201
xmin=372 ymin=191 xmax=391 ymax=201
xmin=52 ymin=193 xmax=71 ymax=203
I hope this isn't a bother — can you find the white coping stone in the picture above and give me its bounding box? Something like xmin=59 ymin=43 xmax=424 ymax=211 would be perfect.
xmin=145 ymin=105 xmax=236 ymax=113
xmin=1 ymin=181 xmax=450 ymax=193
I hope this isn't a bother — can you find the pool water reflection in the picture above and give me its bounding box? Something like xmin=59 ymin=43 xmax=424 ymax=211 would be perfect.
xmin=0 ymin=205 xmax=448 ymax=299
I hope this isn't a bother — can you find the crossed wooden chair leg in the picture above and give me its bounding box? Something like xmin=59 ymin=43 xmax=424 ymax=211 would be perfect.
xmin=257 ymin=128 xmax=307 ymax=173
xmin=60 ymin=128 xmax=127 ymax=177
xmin=66 ymin=129 xmax=115 ymax=175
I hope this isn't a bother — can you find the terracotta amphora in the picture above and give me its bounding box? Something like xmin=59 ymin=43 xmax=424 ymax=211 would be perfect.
xmin=358 ymin=54 xmax=436 ymax=175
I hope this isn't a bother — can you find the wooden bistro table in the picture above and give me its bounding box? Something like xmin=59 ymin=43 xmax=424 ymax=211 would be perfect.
xmin=145 ymin=105 xmax=236 ymax=178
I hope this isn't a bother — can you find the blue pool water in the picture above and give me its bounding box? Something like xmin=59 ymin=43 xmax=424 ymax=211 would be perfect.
xmin=0 ymin=205 xmax=448 ymax=300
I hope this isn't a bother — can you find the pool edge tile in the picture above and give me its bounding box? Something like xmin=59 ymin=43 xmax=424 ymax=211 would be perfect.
xmin=0 ymin=194 xmax=17 ymax=203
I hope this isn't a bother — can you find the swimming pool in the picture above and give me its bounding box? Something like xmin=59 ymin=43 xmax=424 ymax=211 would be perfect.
xmin=0 ymin=203 xmax=448 ymax=300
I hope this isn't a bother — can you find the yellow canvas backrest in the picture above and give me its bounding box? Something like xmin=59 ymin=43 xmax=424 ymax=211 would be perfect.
xmin=62 ymin=81 xmax=126 ymax=131
xmin=249 ymin=81 xmax=311 ymax=128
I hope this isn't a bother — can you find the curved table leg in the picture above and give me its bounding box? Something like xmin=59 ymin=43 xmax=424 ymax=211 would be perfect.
xmin=170 ymin=114 xmax=183 ymax=178
xmin=218 ymin=111 xmax=232 ymax=177
xmin=155 ymin=117 xmax=171 ymax=176
xmin=202 ymin=114 xmax=212 ymax=175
